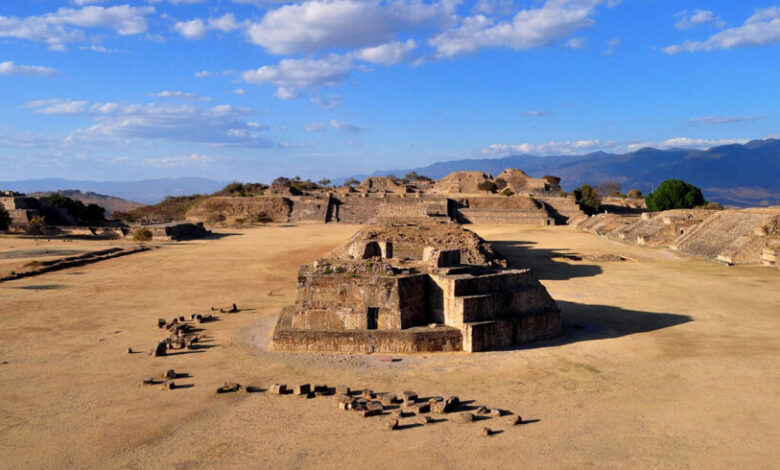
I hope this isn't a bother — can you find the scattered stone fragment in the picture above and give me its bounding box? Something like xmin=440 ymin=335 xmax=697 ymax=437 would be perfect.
xmin=490 ymin=408 xmax=502 ymax=417
xmin=507 ymin=415 xmax=523 ymax=426
xmin=335 ymin=384 xmax=350 ymax=395
xmin=191 ymin=313 xmax=198 ymax=320
xmin=377 ymin=393 xmax=397 ymax=406
xmin=228 ymin=303 xmax=239 ymax=313
xmin=402 ymin=391 xmax=418 ymax=402
xmin=126 ymin=347 xmax=133 ymax=354
xmin=178 ymin=316 xmax=185 ymax=322
xmin=476 ymin=406 xmax=490 ymax=414
xmin=391 ymin=409 xmax=404 ymax=419
xmin=141 ymin=377 xmax=155 ymax=386
xmin=361 ymin=389 xmax=374 ymax=399
xmin=385 ymin=418 xmax=399 ymax=430
xmin=163 ymin=381 xmax=176 ymax=390
xmin=270 ymin=383 xmax=287 ymax=394
xmin=150 ymin=340 xmax=167 ymax=357
xmin=217 ymin=382 xmax=241 ymax=394
xmin=452 ymin=412 xmax=474 ymax=423
xmin=295 ymin=384 xmax=311 ymax=395
xmin=157 ymin=318 xmax=166 ymax=328
xmin=481 ymin=427 xmax=492 ymax=437
xmin=417 ymin=415 xmax=433 ymax=425
xmin=163 ymin=369 xmax=176 ymax=380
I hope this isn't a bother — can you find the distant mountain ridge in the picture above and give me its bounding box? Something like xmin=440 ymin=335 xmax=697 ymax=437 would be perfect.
xmin=0 ymin=177 xmax=227 ymax=205
xmin=341 ymin=139 xmax=780 ymax=207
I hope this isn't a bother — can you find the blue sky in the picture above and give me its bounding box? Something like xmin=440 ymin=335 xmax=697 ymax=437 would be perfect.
xmin=1 ymin=0 xmax=779 ymax=182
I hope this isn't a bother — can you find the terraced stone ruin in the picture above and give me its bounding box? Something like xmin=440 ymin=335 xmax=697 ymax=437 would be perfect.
xmin=273 ymin=222 xmax=561 ymax=353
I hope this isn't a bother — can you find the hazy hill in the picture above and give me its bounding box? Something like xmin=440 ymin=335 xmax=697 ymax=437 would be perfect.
xmin=0 ymin=177 xmax=227 ymax=205
xmin=28 ymin=190 xmax=143 ymax=216
xmin=350 ymin=139 xmax=780 ymax=207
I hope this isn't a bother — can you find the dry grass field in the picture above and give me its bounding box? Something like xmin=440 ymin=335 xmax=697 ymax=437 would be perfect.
xmin=0 ymin=224 xmax=778 ymax=469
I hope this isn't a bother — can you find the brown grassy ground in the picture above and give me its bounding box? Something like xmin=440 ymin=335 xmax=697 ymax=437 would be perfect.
xmin=0 ymin=224 xmax=777 ymax=469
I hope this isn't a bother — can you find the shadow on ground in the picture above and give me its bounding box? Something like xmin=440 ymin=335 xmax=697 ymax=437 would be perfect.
xmin=512 ymin=300 xmax=692 ymax=350
xmin=491 ymin=241 xmax=603 ymax=280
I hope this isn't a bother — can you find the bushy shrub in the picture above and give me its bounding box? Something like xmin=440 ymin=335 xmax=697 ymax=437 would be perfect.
xmin=48 ymin=193 xmax=106 ymax=225
xmin=645 ymin=179 xmax=705 ymax=212
xmin=627 ymin=189 xmax=643 ymax=199
xmin=477 ymin=181 xmax=498 ymax=193
xmin=133 ymin=228 xmax=153 ymax=243
xmin=573 ymin=184 xmax=602 ymax=215
xmin=27 ymin=215 xmax=46 ymax=234
xmin=500 ymin=188 xmax=514 ymax=197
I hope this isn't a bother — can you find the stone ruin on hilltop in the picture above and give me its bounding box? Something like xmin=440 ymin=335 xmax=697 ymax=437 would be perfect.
xmin=272 ymin=222 xmax=561 ymax=353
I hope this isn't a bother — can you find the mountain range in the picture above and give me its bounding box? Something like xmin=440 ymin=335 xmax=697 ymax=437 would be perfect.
xmin=1 ymin=140 xmax=778 ymax=207
xmin=341 ymin=139 xmax=780 ymax=207
xmin=0 ymin=177 xmax=227 ymax=205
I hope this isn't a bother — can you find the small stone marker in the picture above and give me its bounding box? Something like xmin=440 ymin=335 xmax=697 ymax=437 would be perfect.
xmin=490 ymin=408 xmax=502 ymax=417
xmin=141 ymin=377 xmax=155 ymax=386
xmin=126 ymin=347 xmax=133 ymax=354
xmin=150 ymin=340 xmax=167 ymax=357
xmin=163 ymin=381 xmax=176 ymax=390
xmin=402 ymin=391 xmax=418 ymax=402
xmin=335 ymin=384 xmax=350 ymax=395
xmin=163 ymin=369 xmax=176 ymax=379
xmin=417 ymin=415 xmax=433 ymax=425
xmin=157 ymin=318 xmax=166 ymax=328
xmin=217 ymin=382 xmax=241 ymax=394
xmin=476 ymin=406 xmax=489 ymax=414
xmin=385 ymin=418 xmax=399 ymax=430
xmin=507 ymin=415 xmax=523 ymax=426
xmin=481 ymin=427 xmax=491 ymax=437
xmin=452 ymin=412 xmax=474 ymax=423
xmin=295 ymin=384 xmax=311 ymax=395
xmin=271 ymin=384 xmax=287 ymax=394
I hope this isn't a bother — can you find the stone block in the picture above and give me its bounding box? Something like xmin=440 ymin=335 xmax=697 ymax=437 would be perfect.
xmin=335 ymin=384 xmax=351 ymax=395
xmin=295 ymin=384 xmax=311 ymax=395
xmin=452 ymin=412 xmax=474 ymax=423
xmin=271 ymin=383 xmax=287 ymax=394
xmin=401 ymin=391 xmax=418 ymax=402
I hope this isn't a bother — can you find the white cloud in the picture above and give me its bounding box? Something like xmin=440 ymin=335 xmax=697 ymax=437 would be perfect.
xmin=626 ymin=137 xmax=749 ymax=152
xmin=139 ymin=154 xmax=213 ymax=168
xmin=0 ymin=61 xmax=59 ymax=77
xmin=481 ymin=139 xmax=614 ymax=156
xmin=304 ymin=121 xmax=328 ymax=132
xmin=149 ymin=90 xmax=211 ymax=101
xmin=665 ymin=6 xmax=780 ymax=54
xmin=233 ymin=88 xmax=247 ymax=95
xmin=329 ymin=119 xmax=367 ymax=133
xmin=309 ymin=94 xmax=342 ymax=109
xmin=195 ymin=70 xmax=215 ymax=78
xmin=246 ymin=0 xmax=452 ymax=55
xmin=565 ymin=37 xmax=585 ymax=49
xmin=23 ymin=99 xmax=272 ymax=146
xmin=242 ymin=54 xmax=354 ymax=97
xmin=674 ymin=10 xmax=725 ymax=30
xmin=173 ymin=19 xmax=208 ymax=39
xmin=601 ymin=37 xmax=619 ymax=56
xmin=428 ymin=0 xmax=601 ymax=58
xmin=173 ymin=13 xmax=242 ymax=39
xmin=354 ymin=39 xmax=416 ymax=65
xmin=518 ymin=110 xmax=550 ymax=117
xmin=0 ymin=5 xmax=155 ymax=50
xmin=689 ymin=115 xmax=766 ymax=125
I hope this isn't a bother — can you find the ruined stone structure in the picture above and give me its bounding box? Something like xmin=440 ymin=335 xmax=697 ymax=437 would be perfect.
xmin=136 ymin=222 xmax=211 ymax=241
xmin=183 ymin=168 xmax=585 ymax=227
xmin=0 ymin=193 xmax=76 ymax=227
xmin=273 ymin=222 xmax=561 ymax=353
xmin=571 ymin=208 xmax=780 ymax=266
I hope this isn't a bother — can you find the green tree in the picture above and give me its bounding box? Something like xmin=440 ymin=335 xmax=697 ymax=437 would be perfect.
xmin=627 ymin=189 xmax=643 ymax=199
xmin=343 ymin=178 xmax=360 ymax=187
xmin=573 ymin=184 xmax=602 ymax=215
xmin=133 ymin=228 xmax=153 ymax=243
xmin=317 ymin=178 xmax=331 ymax=187
xmin=477 ymin=181 xmax=498 ymax=193
xmin=0 ymin=205 xmax=10 ymax=231
xmin=645 ymin=179 xmax=705 ymax=212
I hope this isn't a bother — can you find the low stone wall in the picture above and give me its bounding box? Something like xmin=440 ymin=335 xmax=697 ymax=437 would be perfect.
xmin=273 ymin=307 xmax=462 ymax=353
xmin=463 ymin=309 xmax=561 ymax=352
xmin=456 ymin=208 xmax=552 ymax=225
